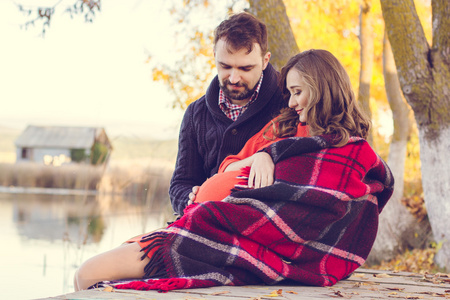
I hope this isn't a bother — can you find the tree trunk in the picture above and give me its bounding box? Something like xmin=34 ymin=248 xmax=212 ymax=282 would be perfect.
xmin=248 ymin=0 xmax=299 ymax=71
xmin=380 ymin=0 xmax=450 ymax=270
xmin=419 ymin=127 xmax=450 ymax=268
xmin=367 ymin=32 xmax=432 ymax=265
xmin=357 ymin=0 xmax=374 ymax=146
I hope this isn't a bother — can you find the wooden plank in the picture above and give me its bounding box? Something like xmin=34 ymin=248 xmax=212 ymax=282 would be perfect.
xmin=35 ymin=269 xmax=450 ymax=300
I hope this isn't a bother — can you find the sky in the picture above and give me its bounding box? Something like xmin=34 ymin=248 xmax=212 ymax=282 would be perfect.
xmin=0 ymin=0 xmax=193 ymax=140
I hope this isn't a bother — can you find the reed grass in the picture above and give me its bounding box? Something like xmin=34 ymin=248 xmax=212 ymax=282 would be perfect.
xmin=99 ymin=160 xmax=173 ymax=211
xmin=0 ymin=162 xmax=103 ymax=190
xmin=0 ymin=161 xmax=173 ymax=210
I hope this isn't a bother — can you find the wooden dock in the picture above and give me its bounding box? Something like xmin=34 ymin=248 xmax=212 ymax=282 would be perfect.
xmin=36 ymin=269 xmax=450 ymax=300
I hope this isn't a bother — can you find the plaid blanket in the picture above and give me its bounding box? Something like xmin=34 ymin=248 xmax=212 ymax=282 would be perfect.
xmin=110 ymin=135 xmax=394 ymax=292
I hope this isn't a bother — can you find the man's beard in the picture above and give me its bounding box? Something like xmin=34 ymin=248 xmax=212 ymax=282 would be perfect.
xmin=220 ymin=79 xmax=257 ymax=101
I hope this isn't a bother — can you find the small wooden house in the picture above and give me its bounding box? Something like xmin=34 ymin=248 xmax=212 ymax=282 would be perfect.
xmin=15 ymin=125 xmax=112 ymax=166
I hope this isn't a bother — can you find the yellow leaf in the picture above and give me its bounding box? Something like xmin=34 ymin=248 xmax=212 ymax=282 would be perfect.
xmin=286 ymin=290 xmax=298 ymax=294
xmin=211 ymin=291 xmax=231 ymax=295
xmin=373 ymin=273 xmax=393 ymax=278
xmin=102 ymin=286 xmax=113 ymax=292
xmin=263 ymin=289 xmax=283 ymax=297
xmin=387 ymin=287 xmax=405 ymax=291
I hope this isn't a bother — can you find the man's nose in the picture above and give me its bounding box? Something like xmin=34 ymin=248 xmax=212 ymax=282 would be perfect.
xmin=229 ymin=69 xmax=241 ymax=84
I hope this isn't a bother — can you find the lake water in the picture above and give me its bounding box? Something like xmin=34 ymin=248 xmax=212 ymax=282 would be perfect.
xmin=0 ymin=191 xmax=171 ymax=300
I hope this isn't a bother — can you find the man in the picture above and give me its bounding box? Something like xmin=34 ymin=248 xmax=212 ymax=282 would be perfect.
xmin=169 ymin=12 xmax=285 ymax=215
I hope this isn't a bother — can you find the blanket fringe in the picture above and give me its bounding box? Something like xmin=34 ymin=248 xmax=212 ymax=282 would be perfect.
xmin=231 ymin=166 xmax=252 ymax=193
xmin=139 ymin=232 xmax=172 ymax=278
xmin=114 ymin=278 xmax=189 ymax=293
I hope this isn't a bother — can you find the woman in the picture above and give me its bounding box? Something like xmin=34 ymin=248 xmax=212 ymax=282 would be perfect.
xmin=74 ymin=49 xmax=394 ymax=292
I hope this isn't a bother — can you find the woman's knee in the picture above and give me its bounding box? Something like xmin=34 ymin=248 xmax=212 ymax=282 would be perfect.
xmin=73 ymin=269 xmax=80 ymax=291
xmin=74 ymin=256 xmax=102 ymax=290
xmin=73 ymin=243 xmax=148 ymax=291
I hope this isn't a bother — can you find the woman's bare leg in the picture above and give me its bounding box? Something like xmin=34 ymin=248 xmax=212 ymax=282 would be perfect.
xmin=74 ymin=242 xmax=149 ymax=291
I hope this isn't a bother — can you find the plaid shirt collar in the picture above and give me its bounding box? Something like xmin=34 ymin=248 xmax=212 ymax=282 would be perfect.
xmin=219 ymin=73 xmax=264 ymax=121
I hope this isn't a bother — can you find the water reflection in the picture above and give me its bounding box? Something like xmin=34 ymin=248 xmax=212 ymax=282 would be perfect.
xmin=1 ymin=191 xmax=172 ymax=300
xmin=13 ymin=194 xmax=105 ymax=244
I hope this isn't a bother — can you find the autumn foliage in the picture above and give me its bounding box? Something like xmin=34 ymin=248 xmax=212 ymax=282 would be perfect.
xmin=146 ymin=0 xmax=437 ymax=271
xmin=148 ymin=0 xmax=430 ymax=191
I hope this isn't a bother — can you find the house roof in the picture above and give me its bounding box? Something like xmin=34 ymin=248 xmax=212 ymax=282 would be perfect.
xmin=15 ymin=125 xmax=109 ymax=149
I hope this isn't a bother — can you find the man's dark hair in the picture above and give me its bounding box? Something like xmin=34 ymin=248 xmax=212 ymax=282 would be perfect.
xmin=214 ymin=12 xmax=268 ymax=55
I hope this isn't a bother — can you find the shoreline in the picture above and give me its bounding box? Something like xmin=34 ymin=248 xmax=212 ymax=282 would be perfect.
xmin=0 ymin=185 xmax=98 ymax=196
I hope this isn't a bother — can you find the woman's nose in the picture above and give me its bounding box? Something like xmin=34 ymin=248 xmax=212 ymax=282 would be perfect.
xmin=288 ymin=96 xmax=296 ymax=108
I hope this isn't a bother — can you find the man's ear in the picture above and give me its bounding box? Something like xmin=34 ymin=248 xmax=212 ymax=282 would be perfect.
xmin=263 ymin=52 xmax=271 ymax=70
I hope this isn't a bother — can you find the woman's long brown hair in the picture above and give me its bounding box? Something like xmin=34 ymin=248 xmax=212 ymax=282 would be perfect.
xmin=266 ymin=49 xmax=371 ymax=147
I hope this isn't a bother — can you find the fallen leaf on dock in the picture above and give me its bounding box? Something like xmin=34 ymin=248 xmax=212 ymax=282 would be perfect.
xmin=102 ymin=286 xmax=114 ymax=292
xmin=373 ymin=273 xmax=393 ymax=278
xmin=211 ymin=291 xmax=231 ymax=295
xmin=386 ymin=287 xmax=405 ymax=291
xmin=263 ymin=289 xmax=283 ymax=297
xmin=331 ymin=290 xmax=351 ymax=298
xmin=422 ymin=292 xmax=447 ymax=296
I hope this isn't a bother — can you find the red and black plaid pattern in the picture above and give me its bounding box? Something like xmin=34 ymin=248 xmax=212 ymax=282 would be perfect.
xmin=111 ymin=135 xmax=394 ymax=292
